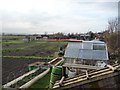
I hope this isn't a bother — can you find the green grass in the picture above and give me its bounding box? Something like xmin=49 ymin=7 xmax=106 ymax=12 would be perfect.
xmin=2 ymin=38 xmax=68 ymax=63
xmin=2 ymin=35 xmax=24 ymax=40
xmin=2 ymin=56 xmax=54 ymax=60
xmin=2 ymin=40 xmax=23 ymax=44
xmin=2 ymin=40 xmax=68 ymax=57
xmin=30 ymin=72 xmax=51 ymax=88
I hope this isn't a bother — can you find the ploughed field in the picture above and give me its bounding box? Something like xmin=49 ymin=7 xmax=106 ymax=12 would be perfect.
xmin=2 ymin=36 xmax=67 ymax=85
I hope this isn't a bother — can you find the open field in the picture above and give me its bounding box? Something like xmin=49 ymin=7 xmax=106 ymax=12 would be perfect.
xmin=2 ymin=36 xmax=68 ymax=85
xmin=3 ymin=40 xmax=67 ymax=57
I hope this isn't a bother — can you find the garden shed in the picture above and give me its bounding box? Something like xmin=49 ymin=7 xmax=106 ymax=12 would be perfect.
xmin=64 ymin=40 xmax=109 ymax=66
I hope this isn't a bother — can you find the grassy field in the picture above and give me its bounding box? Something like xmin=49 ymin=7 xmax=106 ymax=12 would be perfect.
xmin=2 ymin=37 xmax=67 ymax=58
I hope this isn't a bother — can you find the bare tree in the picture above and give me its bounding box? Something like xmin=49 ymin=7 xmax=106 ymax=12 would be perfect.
xmin=108 ymin=18 xmax=118 ymax=33
xmin=103 ymin=18 xmax=120 ymax=62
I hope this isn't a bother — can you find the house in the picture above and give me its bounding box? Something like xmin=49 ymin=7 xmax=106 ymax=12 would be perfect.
xmin=80 ymin=34 xmax=90 ymax=40
xmin=64 ymin=40 xmax=109 ymax=67
xmin=35 ymin=35 xmax=42 ymax=40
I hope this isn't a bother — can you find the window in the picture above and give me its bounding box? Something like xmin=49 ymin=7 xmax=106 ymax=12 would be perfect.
xmin=93 ymin=44 xmax=106 ymax=50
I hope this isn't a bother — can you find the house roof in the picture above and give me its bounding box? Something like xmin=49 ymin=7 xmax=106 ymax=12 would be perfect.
xmin=64 ymin=40 xmax=109 ymax=60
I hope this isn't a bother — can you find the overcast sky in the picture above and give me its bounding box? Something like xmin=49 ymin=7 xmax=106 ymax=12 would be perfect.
xmin=0 ymin=0 xmax=119 ymax=34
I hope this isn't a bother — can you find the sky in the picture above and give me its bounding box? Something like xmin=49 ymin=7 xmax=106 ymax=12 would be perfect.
xmin=0 ymin=0 xmax=119 ymax=34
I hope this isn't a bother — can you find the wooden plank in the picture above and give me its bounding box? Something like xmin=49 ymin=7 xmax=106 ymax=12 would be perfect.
xmin=63 ymin=63 xmax=103 ymax=70
xmin=19 ymin=68 xmax=50 ymax=89
xmin=54 ymin=68 xmax=110 ymax=86
xmin=3 ymin=68 xmax=39 ymax=88
xmin=80 ymin=70 xmax=89 ymax=79
xmin=107 ymin=65 xmax=115 ymax=71
xmin=55 ymin=60 xmax=64 ymax=66
xmin=48 ymin=57 xmax=61 ymax=64
xmin=54 ymin=70 xmax=120 ymax=89
xmin=107 ymin=65 xmax=120 ymax=71
xmin=85 ymin=70 xmax=89 ymax=79
xmin=59 ymin=76 xmax=65 ymax=86
xmin=54 ymin=65 xmax=120 ymax=88
xmin=53 ymin=69 xmax=120 ymax=89
xmin=62 ymin=65 xmax=120 ymax=84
